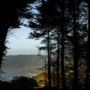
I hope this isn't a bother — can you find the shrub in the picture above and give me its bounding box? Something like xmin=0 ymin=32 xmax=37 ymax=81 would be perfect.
xmin=9 ymin=76 xmax=38 ymax=89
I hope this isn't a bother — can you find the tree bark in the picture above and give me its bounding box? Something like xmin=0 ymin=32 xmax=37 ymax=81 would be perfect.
xmin=73 ymin=4 xmax=79 ymax=90
xmin=85 ymin=1 xmax=90 ymax=90
xmin=47 ymin=29 xmax=51 ymax=87
xmin=0 ymin=23 xmax=8 ymax=67
xmin=61 ymin=31 xmax=67 ymax=90
xmin=61 ymin=2 xmax=67 ymax=89
xmin=56 ymin=27 xmax=60 ymax=89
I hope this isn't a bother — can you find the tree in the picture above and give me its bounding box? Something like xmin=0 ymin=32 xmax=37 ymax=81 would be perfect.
xmin=29 ymin=0 xmax=69 ymax=89
xmin=67 ymin=0 xmax=80 ymax=89
xmin=29 ymin=0 xmax=57 ymax=87
xmin=67 ymin=1 xmax=89 ymax=90
xmin=9 ymin=76 xmax=38 ymax=89
xmin=29 ymin=0 xmax=89 ymax=89
xmin=0 ymin=0 xmax=36 ymax=67
xmin=84 ymin=0 xmax=90 ymax=89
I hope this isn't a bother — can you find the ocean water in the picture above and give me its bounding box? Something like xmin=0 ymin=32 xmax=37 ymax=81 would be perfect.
xmin=0 ymin=55 xmax=44 ymax=81
xmin=0 ymin=69 xmax=38 ymax=81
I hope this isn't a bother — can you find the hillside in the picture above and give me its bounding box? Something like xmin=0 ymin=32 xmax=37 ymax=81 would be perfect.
xmin=32 ymin=72 xmax=46 ymax=88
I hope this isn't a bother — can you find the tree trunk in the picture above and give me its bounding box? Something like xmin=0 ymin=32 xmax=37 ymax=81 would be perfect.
xmin=61 ymin=3 xmax=67 ymax=89
xmin=0 ymin=23 xmax=8 ymax=67
xmin=44 ymin=58 xmax=47 ymax=86
xmin=73 ymin=6 xmax=79 ymax=90
xmin=61 ymin=31 xmax=67 ymax=90
xmin=47 ymin=29 xmax=51 ymax=87
xmin=56 ymin=27 xmax=60 ymax=89
xmin=85 ymin=1 xmax=90 ymax=90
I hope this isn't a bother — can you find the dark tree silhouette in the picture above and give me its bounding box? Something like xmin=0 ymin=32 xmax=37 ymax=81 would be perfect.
xmin=0 ymin=0 xmax=36 ymax=67
xmin=0 ymin=0 xmax=89 ymax=90
xmin=56 ymin=27 xmax=60 ymax=89
xmin=47 ymin=29 xmax=52 ymax=87
xmin=29 ymin=0 xmax=58 ymax=87
xmin=29 ymin=0 xmax=89 ymax=89
xmin=9 ymin=76 xmax=38 ymax=89
xmin=67 ymin=0 xmax=80 ymax=90
xmin=85 ymin=0 xmax=90 ymax=89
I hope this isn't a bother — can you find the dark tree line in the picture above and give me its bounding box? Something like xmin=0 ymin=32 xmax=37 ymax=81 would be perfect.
xmin=29 ymin=0 xmax=89 ymax=90
xmin=0 ymin=0 xmax=89 ymax=90
xmin=0 ymin=0 xmax=36 ymax=67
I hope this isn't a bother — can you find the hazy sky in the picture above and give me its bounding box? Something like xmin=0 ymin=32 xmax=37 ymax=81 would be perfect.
xmin=6 ymin=26 xmax=45 ymax=55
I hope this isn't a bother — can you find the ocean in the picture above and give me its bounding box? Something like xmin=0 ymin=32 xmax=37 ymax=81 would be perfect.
xmin=0 ymin=69 xmax=39 ymax=81
xmin=0 ymin=55 xmax=45 ymax=81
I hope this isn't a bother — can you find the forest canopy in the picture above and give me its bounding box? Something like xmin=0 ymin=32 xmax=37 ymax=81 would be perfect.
xmin=0 ymin=0 xmax=90 ymax=90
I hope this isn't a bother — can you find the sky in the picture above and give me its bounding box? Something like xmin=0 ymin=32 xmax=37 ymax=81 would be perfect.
xmin=6 ymin=26 xmax=46 ymax=56
xmin=5 ymin=2 xmax=45 ymax=56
